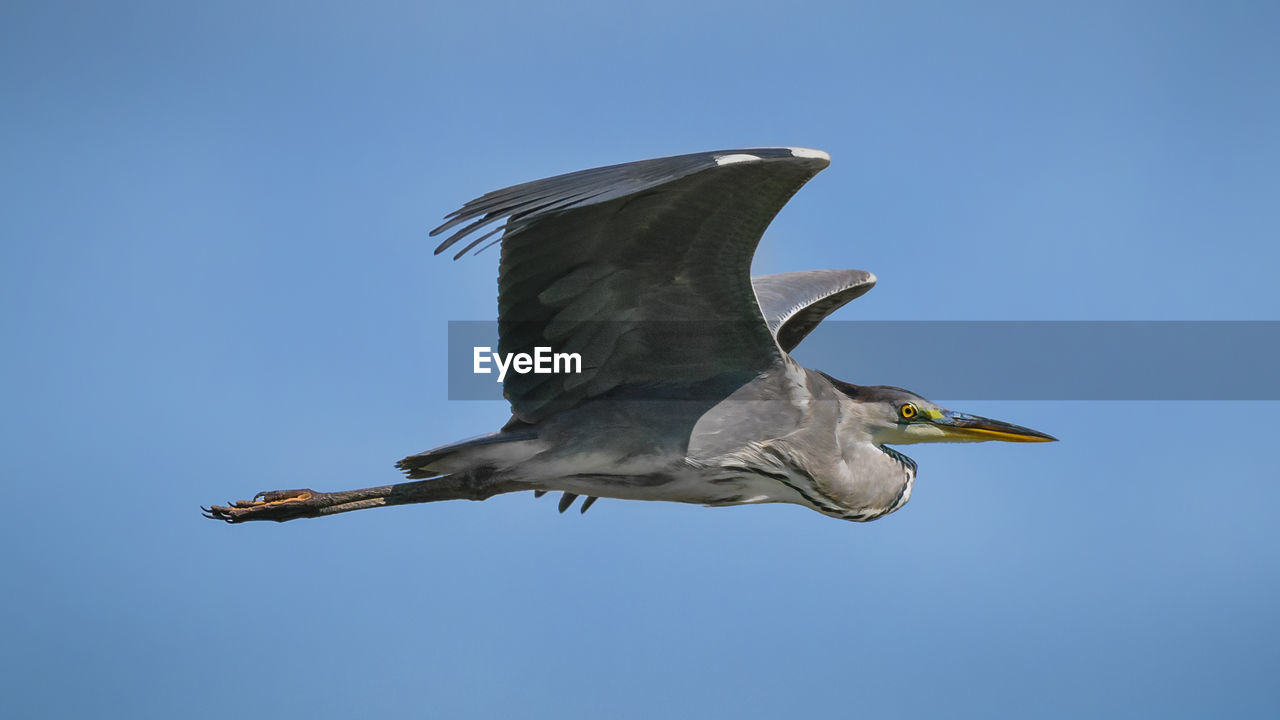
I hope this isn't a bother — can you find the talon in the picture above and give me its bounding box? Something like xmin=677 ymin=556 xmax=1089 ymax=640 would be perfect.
xmin=202 ymin=488 xmax=323 ymax=523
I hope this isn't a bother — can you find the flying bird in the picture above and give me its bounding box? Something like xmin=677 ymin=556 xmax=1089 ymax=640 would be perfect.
xmin=205 ymin=147 xmax=1054 ymax=524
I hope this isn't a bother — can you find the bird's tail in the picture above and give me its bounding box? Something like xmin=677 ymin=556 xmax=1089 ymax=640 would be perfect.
xmin=395 ymin=430 xmax=539 ymax=479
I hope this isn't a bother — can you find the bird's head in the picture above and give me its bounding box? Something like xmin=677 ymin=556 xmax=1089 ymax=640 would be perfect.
xmin=822 ymin=375 xmax=1057 ymax=445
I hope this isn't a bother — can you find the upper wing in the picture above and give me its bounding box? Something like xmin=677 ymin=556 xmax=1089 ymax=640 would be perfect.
xmin=432 ymin=147 xmax=831 ymax=423
xmin=751 ymin=269 xmax=877 ymax=353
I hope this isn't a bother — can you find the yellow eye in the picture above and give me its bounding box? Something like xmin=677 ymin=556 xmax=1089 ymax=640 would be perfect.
xmin=899 ymin=403 xmax=918 ymax=419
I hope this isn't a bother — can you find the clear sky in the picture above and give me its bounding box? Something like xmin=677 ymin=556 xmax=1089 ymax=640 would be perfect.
xmin=3 ymin=1 xmax=1278 ymax=717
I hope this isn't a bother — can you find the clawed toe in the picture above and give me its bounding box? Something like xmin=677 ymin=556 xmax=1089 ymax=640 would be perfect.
xmin=203 ymin=488 xmax=321 ymax=523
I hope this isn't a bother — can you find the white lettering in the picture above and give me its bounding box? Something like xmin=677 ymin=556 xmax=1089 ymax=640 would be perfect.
xmin=471 ymin=347 xmax=584 ymax=382
xmin=492 ymin=349 xmax=513 ymax=382
xmin=554 ymin=351 xmax=581 ymax=374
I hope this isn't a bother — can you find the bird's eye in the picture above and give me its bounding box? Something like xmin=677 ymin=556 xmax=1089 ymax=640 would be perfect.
xmin=899 ymin=403 xmax=918 ymax=419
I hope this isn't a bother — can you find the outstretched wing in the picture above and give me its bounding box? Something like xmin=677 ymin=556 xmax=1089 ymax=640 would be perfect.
xmin=433 ymin=147 xmax=831 ymax=423
xmin=751 ymin=269 xmax=877 ymax=353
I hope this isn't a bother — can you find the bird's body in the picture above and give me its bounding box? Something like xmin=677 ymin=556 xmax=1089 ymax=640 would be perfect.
xmin=405 ymin=360 xmax=919 ymax=521
xmin=206 ymin=147 xmax=1053 ymax=525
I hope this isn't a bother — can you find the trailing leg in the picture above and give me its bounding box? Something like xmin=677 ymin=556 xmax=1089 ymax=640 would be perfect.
xmin=202 ymin=472 xmax=526 ymax=524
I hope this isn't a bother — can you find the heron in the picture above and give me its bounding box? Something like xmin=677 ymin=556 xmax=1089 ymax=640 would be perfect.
xmin=205 ymin=147 xmax=1054 ymax=524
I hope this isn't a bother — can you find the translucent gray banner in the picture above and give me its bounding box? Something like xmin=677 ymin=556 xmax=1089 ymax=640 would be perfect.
xmin=447 ymin=321 xmax=1279 ymax=401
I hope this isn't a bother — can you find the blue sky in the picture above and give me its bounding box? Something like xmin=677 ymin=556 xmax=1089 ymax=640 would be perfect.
xmin=3 ymin=1 xmax=1278 ymax=717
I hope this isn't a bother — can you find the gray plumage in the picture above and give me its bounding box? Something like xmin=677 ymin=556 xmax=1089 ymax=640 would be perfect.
xmin=205 ymin=147 xmax=1053 ymax=525
xmin=394 ymin=147 xmax=1056 ymax=522
xmin=752 ymin=269 xmax=876 ymax=352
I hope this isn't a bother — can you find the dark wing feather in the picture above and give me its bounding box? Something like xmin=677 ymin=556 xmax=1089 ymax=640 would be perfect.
xmin=434 ymin=148 xmax=830 ymax=423
xmin=751 ymin=270 xmax=877 ymax=353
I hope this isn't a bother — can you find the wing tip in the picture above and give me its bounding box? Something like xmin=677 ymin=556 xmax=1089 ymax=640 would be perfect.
xmin=786 ymin=147 xmax=830 ymax=163
xmin=712 ymin=147 xmax=831 ymax=168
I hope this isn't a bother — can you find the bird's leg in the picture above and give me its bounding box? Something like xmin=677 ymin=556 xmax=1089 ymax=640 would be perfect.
xmin=203 ymin=473 xmax=526 ymax=524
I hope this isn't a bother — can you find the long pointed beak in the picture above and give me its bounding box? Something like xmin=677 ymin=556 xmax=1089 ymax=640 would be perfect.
xmin=931 ymin=411 xmax=1058 ymax=443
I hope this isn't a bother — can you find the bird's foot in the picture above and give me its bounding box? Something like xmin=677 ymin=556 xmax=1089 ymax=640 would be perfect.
xmin=203 ymin=489 xmax=327 ymax=523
